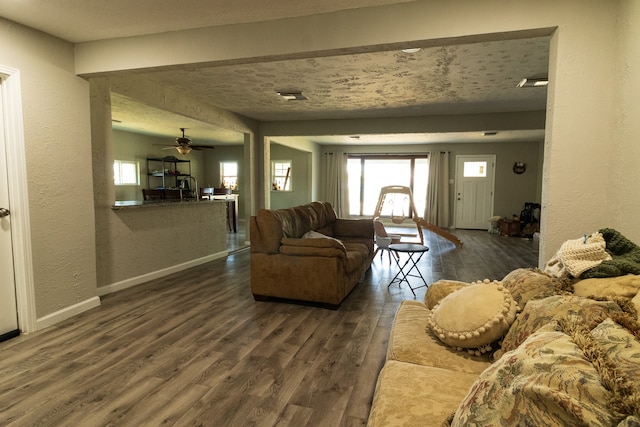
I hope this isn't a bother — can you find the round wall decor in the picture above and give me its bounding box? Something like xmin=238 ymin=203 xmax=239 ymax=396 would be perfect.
xmin=513 ymin=162 xmax=526 ymax=174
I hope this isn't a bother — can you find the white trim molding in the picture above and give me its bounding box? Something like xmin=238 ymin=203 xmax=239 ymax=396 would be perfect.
xmin=36 ymin=297 xmax=101 ymax=331
xmin=97 ymin=250 xmax=229 ymax=296
xmin=0 ymin=65 xmax=37 ymax=334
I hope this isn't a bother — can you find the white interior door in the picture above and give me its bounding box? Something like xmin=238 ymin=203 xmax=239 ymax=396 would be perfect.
xmin=0 ymin=81 xmax=19 ymax=340
xmin=455 ymin=155 xmax=495 ymax=230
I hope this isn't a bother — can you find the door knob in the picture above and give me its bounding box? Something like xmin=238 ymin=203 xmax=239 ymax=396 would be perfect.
xmin=0 ymin=207 xmax=10 ymax=217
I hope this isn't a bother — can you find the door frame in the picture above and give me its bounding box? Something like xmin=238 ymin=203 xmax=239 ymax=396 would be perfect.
xmin=453 ymin=154 xmax=496 ymax=230
xmin=1 ymin=65 xmax=36 ymax=333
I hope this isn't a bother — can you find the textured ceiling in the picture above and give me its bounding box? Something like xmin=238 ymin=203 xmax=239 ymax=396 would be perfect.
xmin=146 ymin=38 xmax=549 ymax=122
xmin=112 ymin=36 xmax=549 ymax=145
xmin=2 ymin=0 xmax=550 ymax=146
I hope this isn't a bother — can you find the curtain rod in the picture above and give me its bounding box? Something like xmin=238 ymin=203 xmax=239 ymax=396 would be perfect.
xmin=323 ymin=151 xmax=449 ymax=156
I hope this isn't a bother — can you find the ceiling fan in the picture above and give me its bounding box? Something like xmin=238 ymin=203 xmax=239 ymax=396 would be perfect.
xmin=157 ymin=128 xmax=215 ymax=154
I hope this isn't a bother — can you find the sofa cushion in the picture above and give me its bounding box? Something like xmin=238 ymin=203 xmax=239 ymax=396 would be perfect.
xmin=452 ymin=321 xmax=616 ymax=426
xmin=387 ymin=301 xmax=491 ymax=374
xmin=573 ymin=274 xmax=640 ymax=299
xmin=343 ymin=242 xmax=369 ymax=273
xmin=501 ymin=268 xmax=572 ymax=307
xmin=255 ymin=208 xmax=304 ymax=253
xmin=428 ymin=280 xmax=519 ymax=354
xmin=495 ymin=295 xmax=622 ymax=360
xmin=368 ymin=360 xmax=480 ymax=427
xmin=310 ymin=201 xmax=337 ymax=235
xmin=591 ymin=316 xmax=640 ymax=383
xmin=424 ymin=279 xmax=469 ymax=310
xmin=333 ymin=217 xmax=373 ymax=238
xmin=633 ymin=292 xmax=640 ymax=317
xmin=254 ymin=202 xmax=339 ymax=254
xmin=619 ymin=416 xmax=640 ymax=426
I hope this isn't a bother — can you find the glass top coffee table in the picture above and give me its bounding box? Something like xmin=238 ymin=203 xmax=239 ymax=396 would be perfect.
xmin=388 ymin=243 xmax=430 ymax=296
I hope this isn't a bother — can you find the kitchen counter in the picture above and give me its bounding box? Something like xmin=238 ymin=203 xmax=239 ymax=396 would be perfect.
xmin=111 ymin=198 xmax=218 ymax=210
xmin=112 ymin=195 xmax=239 ymax=233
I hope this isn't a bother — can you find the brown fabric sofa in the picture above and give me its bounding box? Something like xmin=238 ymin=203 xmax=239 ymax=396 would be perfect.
xmin=250 ymin=201 xmax=374 ymax=308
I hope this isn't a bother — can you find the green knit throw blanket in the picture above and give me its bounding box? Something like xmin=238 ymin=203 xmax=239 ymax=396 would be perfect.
xmin=581 ymin=228 xmax=640 ymax=278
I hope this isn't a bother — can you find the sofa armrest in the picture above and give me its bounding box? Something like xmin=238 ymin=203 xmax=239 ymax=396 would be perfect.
xmin=280 ymin=245 xmax=347 ymax=258
xmin=334 ymin=218 xmax=374 ymax=239
xmin=280 ymin=237 xmax=347 ymax=258
xmin=282 ymin=236 xmax=344 ymax=249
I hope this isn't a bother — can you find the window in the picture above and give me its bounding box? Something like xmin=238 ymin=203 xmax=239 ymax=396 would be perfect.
xmin=220 ymin=161 xmax=238 ymax=190
xmin=113 ymin=160 xmax=139 ymax=186
xmin=463 ymin=161 xmax=487 ymax=177
xmin=271 ymin=160 xmax=291 ymax=191
xmin=347 ymin=155 xmax=428 ymax=217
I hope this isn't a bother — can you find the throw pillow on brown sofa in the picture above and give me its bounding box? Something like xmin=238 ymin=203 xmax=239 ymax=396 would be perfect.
xmin=428 ymin=280 xmax=519 ymax=355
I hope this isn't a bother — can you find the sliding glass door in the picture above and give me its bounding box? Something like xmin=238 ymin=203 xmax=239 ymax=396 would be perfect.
xmin=347 ymin=155 xmax=428 ymax=217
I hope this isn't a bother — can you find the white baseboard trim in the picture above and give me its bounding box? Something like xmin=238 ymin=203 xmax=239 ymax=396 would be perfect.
xmin=97 ymin=250 xmax=229 ymax=297
xmin=36 ymin=296 xmax=101 ymax=331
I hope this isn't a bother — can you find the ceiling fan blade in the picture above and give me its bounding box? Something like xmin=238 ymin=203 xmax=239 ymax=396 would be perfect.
xmin=190 ymin=145 xmax=216 ymax=150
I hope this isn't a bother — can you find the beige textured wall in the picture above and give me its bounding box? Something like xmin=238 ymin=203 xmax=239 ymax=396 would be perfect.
xmin=323 ymin=141 xmax=542 ymax=225
xmin=610 ymin=0 xmax=640 ymax=239
xmin=269 ymin=143 xmax=312 ymax=210
xmin=104 ymin=202 xmax=227 ymax=286
xmin=540 ymin=1 xmax=619 ymax=264
xmin=91 ymin=82 xmax=229 ymax=289
xmin=0 ymin=18 xmax=97 ymax=319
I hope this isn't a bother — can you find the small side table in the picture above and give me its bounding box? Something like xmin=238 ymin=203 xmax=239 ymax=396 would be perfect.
xmin=388 ymin=243 xmax=430 ymax=296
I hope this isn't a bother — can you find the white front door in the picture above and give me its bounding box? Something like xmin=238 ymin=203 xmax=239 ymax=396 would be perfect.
xmin=0 ymin=81 xmax=19 ymax=340
xmin=454 ymin=155 xmax=495 ymax=230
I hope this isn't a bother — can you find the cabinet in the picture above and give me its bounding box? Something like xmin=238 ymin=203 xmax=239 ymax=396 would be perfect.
xmin=147 ymin=157 xmax=191 ymax=190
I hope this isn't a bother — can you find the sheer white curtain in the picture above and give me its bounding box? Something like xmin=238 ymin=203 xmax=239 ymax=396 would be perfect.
xmin=424 ymin=151 xmax=450 ymax=227
xmin=322 ymin=152 xmax=350 ymax=217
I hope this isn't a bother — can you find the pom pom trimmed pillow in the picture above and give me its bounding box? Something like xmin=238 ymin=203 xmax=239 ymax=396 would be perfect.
xmin=428 ymin=280 xmax=519 ymax=354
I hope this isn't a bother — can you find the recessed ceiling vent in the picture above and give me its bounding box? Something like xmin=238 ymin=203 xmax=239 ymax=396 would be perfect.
xmin=277 ymin=91 xmax=308 ymax=101
xmin=517 ymin=77 xmax=549 ymax=88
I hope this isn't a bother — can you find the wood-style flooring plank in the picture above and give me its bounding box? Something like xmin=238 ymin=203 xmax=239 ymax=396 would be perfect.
xmin=0 ymin=229 xmax=538 ymax=426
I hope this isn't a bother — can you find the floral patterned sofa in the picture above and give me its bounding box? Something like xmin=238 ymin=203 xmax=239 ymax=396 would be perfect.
xmin=367 ymin=268 xmax=640 ymax=426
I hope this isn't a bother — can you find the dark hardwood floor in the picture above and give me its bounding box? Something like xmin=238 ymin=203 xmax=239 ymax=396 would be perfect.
xmin=0 ymin=228 xmax=538 ymax=426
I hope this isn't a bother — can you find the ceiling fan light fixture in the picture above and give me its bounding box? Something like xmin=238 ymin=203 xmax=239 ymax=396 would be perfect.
xmin=517 ymin=77 xmax=549 ymax=88
xmin=277 ymin=91 xmax=308 ymax=101
xmin=176 ymin=146 xmax=192 ymax=155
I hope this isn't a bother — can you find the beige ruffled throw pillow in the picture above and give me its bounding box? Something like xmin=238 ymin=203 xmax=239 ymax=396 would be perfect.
xmin=428 ymin=279 xmax=519 ymax=355
xmin=545 ymin=232 xmax=612 ymax=278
